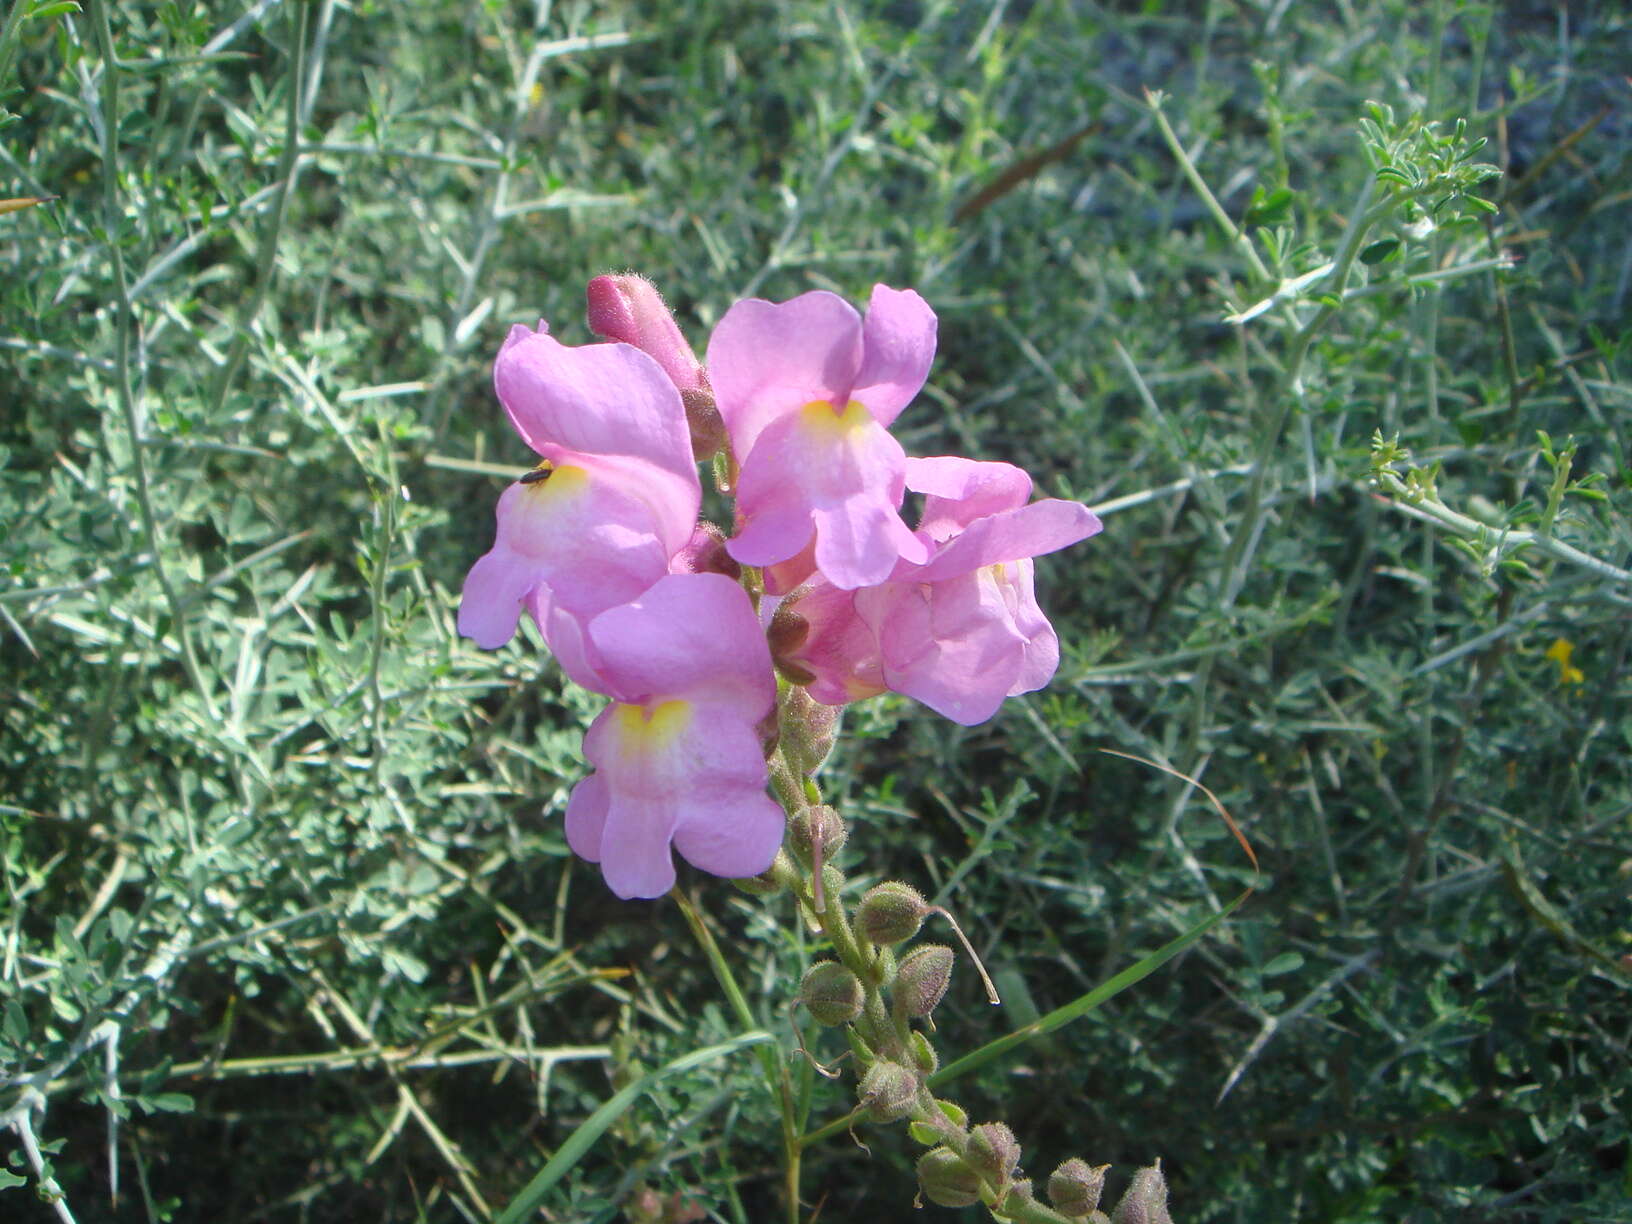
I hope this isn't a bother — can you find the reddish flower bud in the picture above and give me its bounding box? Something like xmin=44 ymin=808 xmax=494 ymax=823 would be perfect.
xmin=966 ymin=1122 xmax=1021 ymax=1188
xmin=1110 ymin=1162 xmax=1171 ymax=1224
xmin=858 ymin=1058 xmax=919 ymax=1122
xmin=1048 ymin=1158 xmax=1109 ymax=1218
xmin=857 ymin=881 xmax=930 ymax=945
xmin=799 ymin=961 xmax=864 ymax=1026
xmin=895 ymin=944 xmax=954 ymax=1018
xmin=916 ymin=1147 xmax=982 ymax=1208
xmin=586 ymin=274 xmax=705 ymax=392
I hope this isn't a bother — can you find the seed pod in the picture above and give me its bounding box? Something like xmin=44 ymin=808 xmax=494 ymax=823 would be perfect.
xmin=857 ymin=1059 xmax=919 ymax=1123
xmin=966 ymin=1122 xmax=1021 ymax=1188
xmin=1048 ymin=1158 xmax=1108 ymax=1218
xmin=895 ymin=944 xmax=955 ymax=1018
xmin=857 ymin=882 xmax=930 ymax=945
xmin=916 ymin=1147 xmax=982 ymax=1208
xmin=799 ymin=961 xmax=864 ymax=1027
xmin=1110 ymin=1162 xmax=1171 ymax=1224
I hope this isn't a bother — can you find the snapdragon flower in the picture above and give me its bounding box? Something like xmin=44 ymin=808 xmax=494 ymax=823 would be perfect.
xmin=458 ymin=323 xmax=701 ymax=682
xmin=563 ymin=574 xmax=785 ymax=899
xmin=708 ymin=285 xmax=937 ymax=590
xmin=776 ymin=457 xmax=1101 ymax=725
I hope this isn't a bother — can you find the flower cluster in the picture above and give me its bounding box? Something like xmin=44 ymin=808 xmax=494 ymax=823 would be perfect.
xmin=460 ymin=276 xmax=1101 ymax=898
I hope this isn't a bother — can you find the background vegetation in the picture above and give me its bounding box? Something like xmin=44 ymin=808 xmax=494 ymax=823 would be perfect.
xmin=3 ymin=0 xmax=1629 ymax=1221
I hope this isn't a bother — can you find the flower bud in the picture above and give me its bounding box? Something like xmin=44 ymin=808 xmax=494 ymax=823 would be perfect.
xmin=1110 ymin=1162 xmax=1171 ymax=1224
xmin=1048 ymin=1158 xmax=1108 ymax=1218
xmin=966 ymin=1122 xmax=1021 ymax=1188
xmin=998 ymin=1179 xmax=1036 ymax=1217
xmin=799 ymin=961 xmax=864 ymax=1027
xmin=895 ymin=944 xmax=954 ymax=1018
xmin=585 ymin=274 xmax=705 ymax=392
xmin=858 ymin=1058 xmax=919 ymax=1122
xmin=916 ymin=1147 xmax=982 ymax=1208
xmin=788 ymin=805 xmax=846 ymax=868
xmin=857 ymin=882 xmax=930 ymax=945
xmin=779 ymin=685 xmax=839 ymax=776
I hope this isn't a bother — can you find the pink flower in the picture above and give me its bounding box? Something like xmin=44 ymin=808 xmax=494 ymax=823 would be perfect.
xmin=563 ymin=574 xmax=786 ymax=899
xmin=458 ymin=323 xmax=701 ymax=670
xmin=777 ymin=458 xmax=1101 ymax=726
xmin=707 ymin=285 xmax=937 ymax=590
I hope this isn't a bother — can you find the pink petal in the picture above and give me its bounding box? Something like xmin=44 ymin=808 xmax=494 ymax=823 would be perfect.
xmin=586 ymin=573 xmax=775 ymax=713
xmin=862 ymin=570 xmax=1029 ymax=726
xmin=726 ymin=491 xmax=815 ymax=570
xmin=564 ymin=772 xmax=610 ymax=862
xmin=851 ymin=285 xmax=937 ymax=427
xmin=457 ymin=546 xmax=540 ymax=649
xmin=914 ymin=498 xmax=1102 ymax=583
xmin=906 ymin=457 xmax=1033 ymax=539
xmin=494 ymin=327 xmax=697 ymax=482
xmin=812 ymin=494 xmax=930 ymax=590
xmin=731 ymin=401 xmax=926 ymax=588
xmin=598 ymin=796 xmax=682 ymax=898
xmin=780 ymin=580 xmax=885 ymax=706
xmin=577 ymin=693 xmax=781 ymax=899
xmin=706 ymin=292 xmax=864 ymax=460
xmin=672 ymin=789 xmax=786 ymax=879
xmin=1003 ymin=560 xmax=1061 ymax=695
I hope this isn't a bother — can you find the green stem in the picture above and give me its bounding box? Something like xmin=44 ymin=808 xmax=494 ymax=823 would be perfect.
xmin=87 ymin=0 xmax=219 ymax=725
xmin=1145 ymin=88 xmax=1271 ymax=283
xmin=206 ymin=0 xmax=310 ymax=415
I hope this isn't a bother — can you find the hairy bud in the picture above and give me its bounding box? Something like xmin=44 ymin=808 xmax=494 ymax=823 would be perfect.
xmin=895 ymin=944 xmax=955 ymax=1018
xmin=1110 ymin=1162 xmax=1171 ymax=1224
xmin=788 ymin=805 xmax=846 ymax=868
xmin=858 ymin=1059 xmax=919 ymax=1122
xmin=779 ymin=685 xmax=839 ymax=776
xmin=799 ymin=961 xmax=863 ymax=1027
xmin=1048 ymin=1159 xmax=1108 ymax=1218
xmin=967 ymin=1122 xmax=1021 ymax=1188
xmin=916 ymin=1147 xmax=982 ymax=1208
xmin=857 ymin=881 xmax=930 ymax=945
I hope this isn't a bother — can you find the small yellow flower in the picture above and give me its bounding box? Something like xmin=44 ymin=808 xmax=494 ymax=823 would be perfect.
xmin=1545 ymin=637 xmax=1585 ymax=687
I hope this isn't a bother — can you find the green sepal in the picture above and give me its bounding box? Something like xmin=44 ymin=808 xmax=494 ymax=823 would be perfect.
xmin=845 ymin=1025 xmax=874 ymax=1067
xmin=909 ymin=1119 xmax=942 ymax=1146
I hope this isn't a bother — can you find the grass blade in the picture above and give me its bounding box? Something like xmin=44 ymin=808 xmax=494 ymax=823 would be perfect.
xmin=493 ymin=1029 xmax=774 ymax=1224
